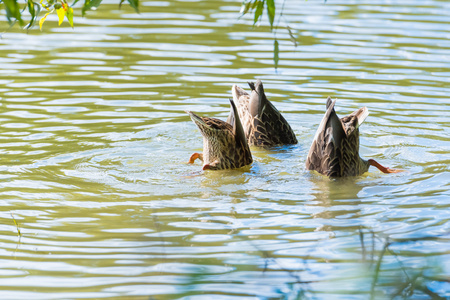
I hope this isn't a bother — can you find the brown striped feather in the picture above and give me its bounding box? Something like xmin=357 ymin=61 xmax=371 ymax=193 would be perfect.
xmin=187 ymin=99 xmax=252 ymax=170
xmin=306 ymin=97 xmax=370 ymax=177
xmin=230 ymin=79 xmax=297 ymax=147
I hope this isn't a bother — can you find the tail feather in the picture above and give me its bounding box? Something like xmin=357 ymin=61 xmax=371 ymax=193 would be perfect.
xmin=229 ymin=98 xmax=247 ymax=146
xmin=353 ymin=107 xmax=369 ymax=129
xmin=248 ymin=81 xmax=256 ymax=91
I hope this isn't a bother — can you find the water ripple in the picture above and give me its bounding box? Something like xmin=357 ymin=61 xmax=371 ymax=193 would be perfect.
xmin=0 ymin=0 xmax=448 ymax=298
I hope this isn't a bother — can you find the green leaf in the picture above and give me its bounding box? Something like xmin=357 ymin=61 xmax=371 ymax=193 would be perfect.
xmin=266 ymin=0 xmax=275 ymax=29
xmin=82 ymin=0 xmax=102 ymax=16
xmin=274 ymin=39 xmax=279 ymax=70
xmin=25 ymin=0 xmax=41 ymax=29
xmin=66 ymin=5 xmax=74 ymax=27
xmin=126 ymin=0 xmax=139 ymax=13
xmin=27 ymin=0 xmax=36 ymax=17
xmin=3 ymin=0 xmax=24 ymax=26
xmin=71 ymin=0 xmax=81 ymax=7
xmin=253 ymin=0 xmax=263 ymax=25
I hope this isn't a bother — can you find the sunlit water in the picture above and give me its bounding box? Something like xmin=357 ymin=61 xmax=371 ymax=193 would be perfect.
xmin=0 ymin=0 xmax=449 ymax=299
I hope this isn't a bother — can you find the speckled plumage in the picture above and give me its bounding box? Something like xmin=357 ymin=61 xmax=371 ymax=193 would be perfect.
xmin=227 ymin=79 xmax=297 ymax=147
xmin=187 ymin=99 xmax=252 ymax=170
xmin=306 ymin=97 xmax=370 ymax=177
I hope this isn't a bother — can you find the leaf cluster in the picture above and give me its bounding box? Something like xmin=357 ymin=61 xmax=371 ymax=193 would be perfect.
xmin=241 ymin=0 xmax=293 ymax=70
xmin=0 ymin=0 xmax=139 ymax=30
xmin=240 ymin=0 xmax=275 ymax=29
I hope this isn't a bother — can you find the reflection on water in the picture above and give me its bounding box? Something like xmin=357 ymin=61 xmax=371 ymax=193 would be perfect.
xmin=0 ymin=0 xmax=449 ymax=298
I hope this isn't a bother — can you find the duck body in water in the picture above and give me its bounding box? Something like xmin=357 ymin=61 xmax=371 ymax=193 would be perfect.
xmin=187 ymin=99 xmax=252 ymax=170
xmin=306 ymin=97 xmax=400 ymax=177
xmin=228 ymin=79 xmax=297 ymax=147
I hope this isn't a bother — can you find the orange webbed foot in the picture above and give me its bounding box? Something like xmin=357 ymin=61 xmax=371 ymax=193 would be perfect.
xmin=188 ymin=153 xmax=203 ymax=164
xmin=368 ymin=159 xmax=403 ymax=174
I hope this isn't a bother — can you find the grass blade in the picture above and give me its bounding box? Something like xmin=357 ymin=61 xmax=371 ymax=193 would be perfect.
xmin=274 ymin=39 xmax=279 ymax=70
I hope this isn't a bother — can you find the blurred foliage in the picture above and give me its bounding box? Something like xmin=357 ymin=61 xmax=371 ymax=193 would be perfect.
xmin=240 ymin=0 xmax=300 ymax=69
xmin=259 ymin=228 xmax=449 ymax=299
xmin=1 ymin=0 xmax=290 ymax=68
xmin=168 ymin=228 xmax=449 ymax=299
xmin=0 ymin=0 xmax=139 ymax=30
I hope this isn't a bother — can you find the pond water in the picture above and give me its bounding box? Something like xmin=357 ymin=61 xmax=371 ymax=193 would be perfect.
xmin=0 ymin=0 xmax=449 ymax=299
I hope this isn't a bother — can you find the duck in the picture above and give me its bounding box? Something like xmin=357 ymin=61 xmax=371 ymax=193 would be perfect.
xmin=186 ymin=99 xmax=252 ymax=170
xmin=305 ymin=97 xmax=401 ymax=177
xmin=227 ymin=79 xmax=298 ymax=147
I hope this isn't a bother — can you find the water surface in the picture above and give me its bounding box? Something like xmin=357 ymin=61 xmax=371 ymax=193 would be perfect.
xmin=0 ymin=0 xmax=449 ymax=299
